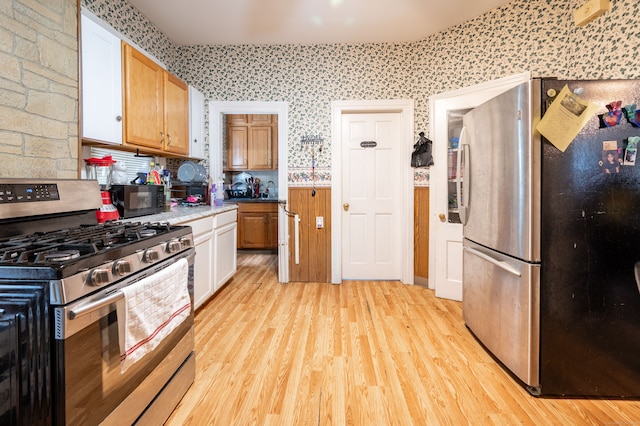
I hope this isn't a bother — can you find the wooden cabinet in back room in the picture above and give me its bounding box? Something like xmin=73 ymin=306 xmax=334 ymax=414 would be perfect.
xmin=237 ymin=202 xmax=278 ymax=249
xmin=226 ymin=114 xmax=278 ymax=171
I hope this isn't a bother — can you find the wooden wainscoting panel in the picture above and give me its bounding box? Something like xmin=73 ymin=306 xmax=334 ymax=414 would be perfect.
xmin=414 ymin=186 xmax=429 ymax=283
xmin=288 ymin=187 xmax=331 ymax=282
xmin=288 ymin=189 xmax=309 ymax=281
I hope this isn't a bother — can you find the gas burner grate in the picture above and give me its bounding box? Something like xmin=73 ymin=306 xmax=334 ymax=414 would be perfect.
xmin=0 ymin=222 xmax=176 ymax=266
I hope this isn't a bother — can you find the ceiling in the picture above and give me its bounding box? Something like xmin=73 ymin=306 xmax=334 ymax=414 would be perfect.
xmin=127 ymin=0 xmax=513 ymax=46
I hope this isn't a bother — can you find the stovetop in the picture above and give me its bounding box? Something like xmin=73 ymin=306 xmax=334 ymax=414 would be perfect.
xmin=0 ymin=221 xmax=192 ymax=279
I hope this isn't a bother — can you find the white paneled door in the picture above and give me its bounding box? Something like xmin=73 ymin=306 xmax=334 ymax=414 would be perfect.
xmin=341 ymin=113 xmax=402 ymax=279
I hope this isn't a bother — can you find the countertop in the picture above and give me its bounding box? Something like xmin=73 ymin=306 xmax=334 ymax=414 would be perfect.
xmin=226 ymin=198 xmax=279 ymax=203
xmin=118 ymin=204 xmax=238 ymax=225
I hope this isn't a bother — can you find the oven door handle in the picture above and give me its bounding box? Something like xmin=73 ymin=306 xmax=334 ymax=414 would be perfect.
xmin=69 ymin=291 xmax=124 ymax=319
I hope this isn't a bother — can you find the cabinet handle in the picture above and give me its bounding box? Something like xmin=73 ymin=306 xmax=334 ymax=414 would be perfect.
xmin=167 ymin=134 xmax=172 ymax=146
xmin=116 ymin=115 xmax=122 ymax=122
xmin=159 ymin=131 xmax=165 ymax=143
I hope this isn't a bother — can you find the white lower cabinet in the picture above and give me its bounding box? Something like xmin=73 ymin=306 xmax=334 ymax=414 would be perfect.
xmin=213 ymin=210 xmax=237 ymax=291
xmin=185 ymin=216 xmax=214 ymax=310
xmin=180 ymin=209 xmax=237 ymax=310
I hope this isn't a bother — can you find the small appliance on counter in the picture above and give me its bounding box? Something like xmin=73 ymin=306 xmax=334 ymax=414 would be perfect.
xmin=84 ymin=155 xmax=119 ymax=223
xmin=110 ymin=184 xmax=165 ymax=219
xmin=170 ymin=181 xmax=207 ymax=202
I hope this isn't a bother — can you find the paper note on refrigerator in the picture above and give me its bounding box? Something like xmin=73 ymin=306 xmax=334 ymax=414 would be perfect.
xmin=536 ymin=85 xmax=599 ymax=152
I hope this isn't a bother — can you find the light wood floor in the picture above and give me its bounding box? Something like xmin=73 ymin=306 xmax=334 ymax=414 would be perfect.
xmin=166 ymin=252 xmax=640 ymax=425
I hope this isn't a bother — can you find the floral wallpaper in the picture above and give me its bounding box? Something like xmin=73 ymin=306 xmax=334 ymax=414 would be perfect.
xmin=82 ymin=0 xmax=640 ymax=186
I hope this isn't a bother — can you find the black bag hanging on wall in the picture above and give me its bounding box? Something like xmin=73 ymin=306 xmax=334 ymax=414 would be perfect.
xmin=411 ymin=132 xmax=434 ymax=168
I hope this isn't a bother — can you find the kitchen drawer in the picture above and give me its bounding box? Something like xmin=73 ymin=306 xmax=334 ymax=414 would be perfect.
xmin=182 ymin=216 xmax=213 ymax=237
xmin=213 ymin=210 xmax=237 ymax=228
xmin=237 ymin=202 xmax=278 ymax=214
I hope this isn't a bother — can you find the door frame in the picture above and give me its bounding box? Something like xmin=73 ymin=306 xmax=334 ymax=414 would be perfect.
xmin=209 ymin=101 xmax=289 ymax=282
xmin=330 ymin=99 xmax=415 ymax=285
xmin=428 ymin=72 xmax=531 ymax=299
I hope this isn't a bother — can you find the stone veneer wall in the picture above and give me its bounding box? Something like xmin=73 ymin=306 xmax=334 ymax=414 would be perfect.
xmin=0 ymin=0 xmax=79 ymax=178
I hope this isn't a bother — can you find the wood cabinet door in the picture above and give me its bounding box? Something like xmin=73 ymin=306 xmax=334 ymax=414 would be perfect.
xmin=266 ymin=212 xmax=278 ymax=248
xmin=239 ymin=212 xmax=268 ymax=248
xmin=122 ymin=43 xmax=164 ymax=150
xmin=227 ymin=126 xmax=248 ymax=169
xmin=272 ymin=124 xmax=278 ymax=170
xmin=247 ymin=126 xmax=272 ymax=169
xmin=164 ymin=72 xmax=189 ymax=155
xmin=248 ymin=114 xmax=271 ymax=124
xmin=226 ymin=114 xmax=248 ymax=125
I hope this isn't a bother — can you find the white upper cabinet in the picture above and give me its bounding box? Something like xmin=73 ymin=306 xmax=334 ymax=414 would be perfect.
xmin=81 ymin=11 xmax=123 ymax=145
xmin=189 ymin=86 xmax=205 ymax=159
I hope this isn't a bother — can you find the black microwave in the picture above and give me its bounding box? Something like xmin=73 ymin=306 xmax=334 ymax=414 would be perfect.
xmin=110 ymin=185 xmax=165 ymax=219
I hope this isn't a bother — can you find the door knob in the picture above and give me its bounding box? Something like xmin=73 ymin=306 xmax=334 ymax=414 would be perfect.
xmin=439 ymin=213 xmax=446 ymax=222
xmin=343 ymin=203 xmax=349 ymax=211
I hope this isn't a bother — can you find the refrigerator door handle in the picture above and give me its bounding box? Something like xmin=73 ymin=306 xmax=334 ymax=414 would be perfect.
xmin=634 ymin=262 xmax=640 ymax=295
xmin=464 ymin=246 xmax=522 ymax=277
xmin=457 ymin=127 xmax=470 ymax=225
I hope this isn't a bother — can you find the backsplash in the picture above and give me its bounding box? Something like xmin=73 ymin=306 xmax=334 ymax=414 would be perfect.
xmin=78 ymin=0 xmax=639 ymax=186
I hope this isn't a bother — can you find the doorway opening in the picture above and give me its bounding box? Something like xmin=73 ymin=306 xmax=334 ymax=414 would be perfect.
xmin=209 ymin=101 xmax=289 ymax=282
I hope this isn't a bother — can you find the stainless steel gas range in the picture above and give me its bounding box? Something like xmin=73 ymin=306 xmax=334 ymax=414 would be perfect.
xmin=0 ymin=179 xmax=196 ymax=425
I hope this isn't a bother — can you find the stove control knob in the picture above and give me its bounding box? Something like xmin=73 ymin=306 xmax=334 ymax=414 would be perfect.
xmin=144 ymin=249 xmax=160 ymax=263
xmin=113 ymin=260 xmax=133 ymax=276
xmin=166 ymin=240 xmax=182 ymax=253
xmin=89 ymin=268 xmax=110 ymax=286
xmin=180 ymin=237 xmax=193 ymax=248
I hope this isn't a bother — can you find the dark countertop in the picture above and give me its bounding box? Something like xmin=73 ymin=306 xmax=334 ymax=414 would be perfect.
xmin=225 ymin=198 xmax=279 ymax=203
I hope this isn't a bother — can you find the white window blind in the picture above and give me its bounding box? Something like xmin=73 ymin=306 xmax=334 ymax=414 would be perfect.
xmin=90 ymin=147 xmax=155 ymax=184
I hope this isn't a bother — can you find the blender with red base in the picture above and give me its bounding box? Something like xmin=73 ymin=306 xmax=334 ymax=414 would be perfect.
xmin=84 ymin=156 xmax=120 ymax=223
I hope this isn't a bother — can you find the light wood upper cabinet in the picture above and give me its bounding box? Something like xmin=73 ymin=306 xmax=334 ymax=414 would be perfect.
xmin=163 ymin=73 xmax=189 ymax=155
xmin=226 ymin=114 xmax=278 ymax=171
xmin=227 ymin=126 xmax=249 ymax=169
xmin=122 ymin=42 xmax=164 ymax=150
xmin=248 ymin=126 xmax=272 ymax=169
xmin=272 ymin=123 xmax=278 ymax=170
xmin=248 ymin=114 xmax=272 ymax=124
xmin=122 ymin=42 xmax=189 ymax=155
xmin=226 ymin=114 xmax=248 ymax=125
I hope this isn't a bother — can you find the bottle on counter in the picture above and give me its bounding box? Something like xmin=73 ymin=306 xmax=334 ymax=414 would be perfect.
xmin=215 ymin=180 xmax=224 ymax=206
xmin=210 ymin=183 xmax=216 ymax=207
xmin=163 ymin=169 xmax=171 ymax=211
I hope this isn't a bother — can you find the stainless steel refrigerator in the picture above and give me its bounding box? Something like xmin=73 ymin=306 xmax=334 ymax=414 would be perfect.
xmin=460 ymin=78 xmax=640 ymax=397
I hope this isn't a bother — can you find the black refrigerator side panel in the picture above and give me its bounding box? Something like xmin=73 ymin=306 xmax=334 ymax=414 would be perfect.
xmin=540 ymin=79 xmax=640 ymax=397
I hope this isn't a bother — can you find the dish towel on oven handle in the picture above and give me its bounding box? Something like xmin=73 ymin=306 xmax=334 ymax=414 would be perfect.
xmin=116 ymin=257 xmax=191 ymax=373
